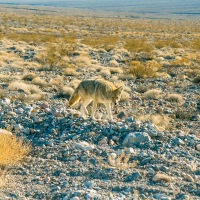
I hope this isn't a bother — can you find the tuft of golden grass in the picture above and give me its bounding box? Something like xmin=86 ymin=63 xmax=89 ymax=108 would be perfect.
xmin=22 ymin=72 xmax=36 ymax=81
xmin=143 ymin=89 xmax=162 ymax=100
xmin=63 ymin=68 xmax=80 ymax=76
xmin=0 ymin=133 xmax=31 ymax=167
xmin=126 ymin=60 xmax=162 ymax=78
xmin=82 ymin=36 xmax=119 ymax=51
xmin=8 ymin=81 xmax=41 ymax=94
xmin=124 ymin=38 xmax=154 ymax=53
xmin=166 ymin=93 xmax=183 ymax=103
xmin=138 ymin=114 xmax=170 ymax=131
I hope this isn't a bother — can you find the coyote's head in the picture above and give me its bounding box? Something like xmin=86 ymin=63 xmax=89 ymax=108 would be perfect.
xmin=110 ymin=86 xmax=123 ymax=105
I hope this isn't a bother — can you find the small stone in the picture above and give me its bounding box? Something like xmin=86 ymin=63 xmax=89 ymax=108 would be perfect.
xmin=98 ymin=137 xmax=108 ymax=146
xmin=173 ymin=138 xmax=185 ymax=145
xmin=148 ymin=168 xmax=155 ymax=175
xmin=0 ymin=98 xmax=11 ymax=105
xmin=117 ymin=111 xmax=126 ymax=119
xmin=40 ymin=102 xmax=49 ymax=109
xmin=196 ymin=144 xmax=200 ymax=151
xmin=76 ymin=141 xmax=95 ymax=151
xmin=125 ymin=172 xmax=141 ymax=182
xmin=84 ymin=181 xmax=93 ymax=188
xmin=123 ymin=132 xmax=151 ymax=147
xmin=14 ymin=124 xmax=23 ymax=131
xmin=154 ymin=193 xmax=171 ymax=200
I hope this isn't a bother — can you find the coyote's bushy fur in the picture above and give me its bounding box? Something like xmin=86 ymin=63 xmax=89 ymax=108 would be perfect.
xmin=69 ymin=79 xmax=123 ymax=120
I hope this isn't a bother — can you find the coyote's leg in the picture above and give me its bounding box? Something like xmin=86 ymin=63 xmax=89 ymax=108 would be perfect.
xmin=105 ymin=103 xmax=113 ymax=121
xmin=91 ymin=100 xmax=97 ymax=119
xmin=81 ymin=99 xmax=91 ymax=118
xmin=82 ymin=99 xmax=91 ymax=116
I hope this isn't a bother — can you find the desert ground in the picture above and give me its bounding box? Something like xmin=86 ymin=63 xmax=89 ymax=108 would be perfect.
xmin=0 ymin=5 xmax=200 ymax=200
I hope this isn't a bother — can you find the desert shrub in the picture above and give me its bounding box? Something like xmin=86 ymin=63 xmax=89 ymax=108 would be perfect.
xmin=170 ymin=56 xmax=191 ymax=67
xmin=49 ymin=77 xmax=64 ymax=87
xmin=56 ymin=86 xmax=74 ymax=99
xmin=0 ymin=74 xmax=10 ymax=82
xmin=191 ymin=38 xmax=200 ymax=51
xmin=124 ymin=38 xmax=154 ymax=53
xmin=6 ymin=33 xmax=57 ymax=44
xmin=36 ymin=38 xmax=77 ymax=70
xmin=63 ymin=68 xmax=80 ymax=76
xmin=143 ymin=89 xmax=162 ymax=100
xmin=120 ymin=91 xmax=130 ymax=102
xmin=82 ymin=36 xmax=119 ymax=51
xmin=109 ymin=67 xmax=123 ymax=74
xmin=73 ymin=56 xmax=91 ymax=67
xmin=109 ymin=60 xmax=119 ymax=67
xmin=25 ymin=93 xmax=48 ymax=102
xmin=154 ymin=39 xmax=182 ymax=49
xmin=99 ymin=68 xmax=111 ymax=77
xmin=22 ymin=73 xmax=36 ymax=81
xmin=0 ymin=131 xmax=31 ymax=166
xmin=32 ymin=77 xmax=48 ymax=87
xmin=138 ymin=114 xmax=170 ymax=130
xmin=8 ymin=81 xmax=41 ymax=94
xmin=166 ymin=93 xmax=183 ymax=103
xmin=125 ymin=60 xmax=162 ymax=78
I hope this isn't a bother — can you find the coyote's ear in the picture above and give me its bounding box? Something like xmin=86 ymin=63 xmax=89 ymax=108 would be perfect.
xmin=116 ymin=85 xmax=124 ymax=93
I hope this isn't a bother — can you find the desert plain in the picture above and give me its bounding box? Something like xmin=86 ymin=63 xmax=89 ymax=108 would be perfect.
xmin=0 ymin=4 xmax=199 ymax=200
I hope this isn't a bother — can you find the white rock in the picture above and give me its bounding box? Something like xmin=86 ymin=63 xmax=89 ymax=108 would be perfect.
xmin=75 ymin=141 xmax=95 ymax=151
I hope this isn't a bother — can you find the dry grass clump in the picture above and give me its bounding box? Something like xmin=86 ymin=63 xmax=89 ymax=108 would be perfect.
xmin=109 ymin=60 xmax=119 ymax=67
xmin=0 ymin=74 xmax=11 ymax=82
xmin=32 ymin=77 xmax=48 ymax=87
xmin=73 ymin=55 xmax=91 ymax=67
xmin=8 ymin=81 xmax=41 ymax=94
xmin=56 ymin=86 xmax=74 ymax=99
xmin=138 ymin=114 xmax=170 ymax=131
xmin=36 ymin=40 xmax=77 ymax=70
xmin=125 ymin=60 xmax=162 ymax=78
xmin=166 ymin=93 xmax=183 ymax=103
xmin=63 ymin=68 xmax=80 ymax=76
xmin=120 ymin=91 xmax=131 ymax=102
xmin=0 ymin=131 xmax=31 ymax=166
xmin=99 ymin=68 xmax=111 ymax=77
xmin=22 ymin=72 xmax=36 ymax=81
xmin=152 ymin=173 xmax=173 ymax=182
xmin=154 ymin=39 xmax=181 ymax=49
xmin=109 ymin=67 xmax=123 ymax=74
xmin=49 ymin=77 xmax=64 ymax=87
xmin=124 ymin=38 xmax=154 ymax=53
xmin=170 ymin=56 xmax=191 ymax=67
xmin=143 ymin=89 xmax=162 ymax=100
xmin=25 ymin=93 xmax=48 ymax=102
xmin=82 ymin=36 xmax=119 ymax=51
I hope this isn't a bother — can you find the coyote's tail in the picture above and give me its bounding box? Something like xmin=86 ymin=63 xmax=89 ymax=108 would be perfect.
xmin=68 ymin=88 xmax=80 ymax=106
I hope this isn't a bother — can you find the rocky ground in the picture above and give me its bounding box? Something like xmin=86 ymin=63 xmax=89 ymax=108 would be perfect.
xmin=0 ymin=7 xmax=200 ymax=200
xmin=0 ymin=44 xmax=199 ymax=200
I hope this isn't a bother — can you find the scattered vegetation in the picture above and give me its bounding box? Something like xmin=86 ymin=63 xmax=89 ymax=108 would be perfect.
xmin=82 ymin=36 xmax=119 ymax=51
xmin=143 ymin=89 xmax=162 ymax=100
xmin=125 ymin=60 xmax=162 ymax=78
xmin=166 ymin=93 xmax=183 ymax=103
xmin=0 ymin=131 xmax=31 ymax=166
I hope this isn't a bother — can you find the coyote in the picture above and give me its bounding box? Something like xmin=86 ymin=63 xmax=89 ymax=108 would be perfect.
xmin=68 ymin=79 xmax=123 ymax=120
